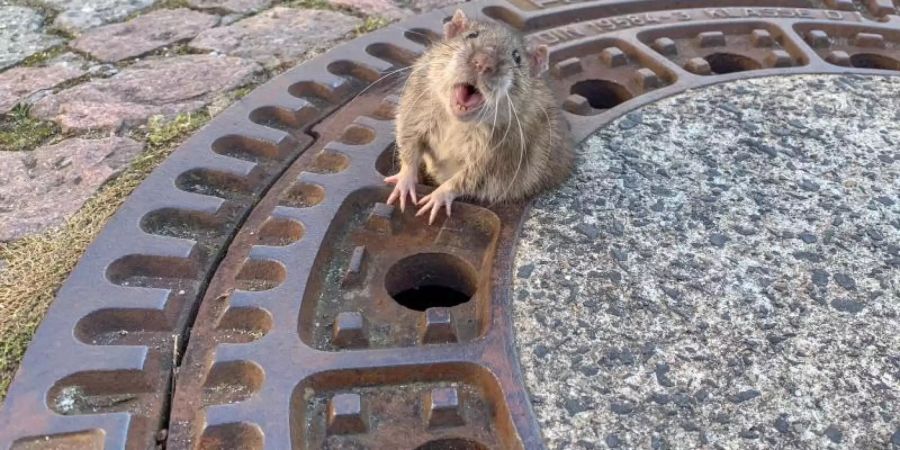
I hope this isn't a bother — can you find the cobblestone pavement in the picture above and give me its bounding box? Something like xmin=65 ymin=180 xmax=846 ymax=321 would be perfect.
xmin=0 ymin=0 xmax=453 ymax=243
xmin=514 ymin=75 xmax=900 ymax=450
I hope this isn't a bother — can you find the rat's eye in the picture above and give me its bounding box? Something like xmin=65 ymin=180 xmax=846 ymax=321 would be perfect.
xmin=466 ymin=31 xmax=479 ymax=39
xmin=512 ymin=49 xmax=521 ymax=65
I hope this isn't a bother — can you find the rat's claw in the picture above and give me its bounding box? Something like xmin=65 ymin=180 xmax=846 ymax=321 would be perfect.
xmin=415 ymin=197 xmax=433 ymax=216
xmin=385 ymin=171 xmax=418 ymax=212
xmin=399 ymin=189 xmax=407 ymax=211
xmin=387 ymin=185 xmax=400 ymax=205
xmin=429 ymin=203 xmax=440 ymax=225
xmin=415 ymin=188 xmax=455 ymax=225
xmin=387 ymin=185 xmax=407 ymax=211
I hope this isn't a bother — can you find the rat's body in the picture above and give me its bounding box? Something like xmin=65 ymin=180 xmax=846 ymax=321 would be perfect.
xmin=386 ymin=10 xmax=574 ymax=222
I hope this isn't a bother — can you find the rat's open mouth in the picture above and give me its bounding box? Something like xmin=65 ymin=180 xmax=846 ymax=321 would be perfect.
xmin=452 ymin=83 xmax=485 ymax=117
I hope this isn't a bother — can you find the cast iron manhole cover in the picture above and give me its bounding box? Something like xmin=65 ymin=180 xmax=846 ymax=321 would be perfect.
xmin=1 ymin=0 xmax=898 ymax=448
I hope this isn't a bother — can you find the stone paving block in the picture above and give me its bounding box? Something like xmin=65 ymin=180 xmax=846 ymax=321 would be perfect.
xmin=0 ymin=6 xmax=63 ymax=70
xmin=328 ymin=0 xmax=412 ymax=20
xmin=71 ymin=8 xmax=220 ymax=63
xmin=0 ymin=137 xmax=143 ymax=241
xmin=32 ymin=54 xmax=261 ymax=132
xmin=0 ymin=60 xmax=85 ymax=114
xmin=189 ymin=7 xmax=362 ymax=70
xmin=187 ymin=0 xmax=273 ymax=14
xmin=43 ymin=0 xmax=156 ymax=34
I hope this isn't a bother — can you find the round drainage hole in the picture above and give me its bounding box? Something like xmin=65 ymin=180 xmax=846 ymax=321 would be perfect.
xmin=849 ymin=53 xmax=900 ymax=71
xmin=570 ymin=79 xmax=633 ymax=109
xmin=385 ymin=253 xmax=477 ymax=312
xmin=414 ymin=439 xmax=489 ymax=450
xmin=704 ymin=53 xmax=762 ymax=74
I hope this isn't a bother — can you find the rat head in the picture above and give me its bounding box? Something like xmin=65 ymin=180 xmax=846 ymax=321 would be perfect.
xmin=435 ymin=9 xmax=549 ymax=122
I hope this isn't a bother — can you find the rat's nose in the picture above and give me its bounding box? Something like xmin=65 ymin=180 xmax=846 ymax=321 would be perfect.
xmin=472 ymin=53 xmax=495 ymax=75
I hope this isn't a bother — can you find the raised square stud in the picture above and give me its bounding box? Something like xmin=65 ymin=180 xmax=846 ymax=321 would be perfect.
xmin=684 ymin=57 xmax=712 ymax=75
xmin=652 ymin=37 xmax=677 ymax=55
xmin=853 ymin=32 xmax=886 ymax=49
xmin=341 ymin=245 xmax=367 ymax=288
xmin=698 ymin=31 xmax=726 ymax=48
xmin=420 ymin=307 xmax=458 ymax=344
xmin=633 ymin=68 xmax=661 ymax=90
xmin=825 ymin=50 xmax=851 ymax=66
xmin=366 ymin=202 xmax=396 ymax=234
xmin=425 ymin=387 xmax=464 ymax=428
xmin=333 ymin=312 xmax=368 ymax=348
xmin=327 ymin=393 xmax=367 ymax=434
xmin=564 ymin=94 xmax=592 ymax=115
xmin=805 ymin=30 xmax=831 ymax=48
xmin=751 ymin=29 xmax=774 ymax=47
xmin=600 ymin=47 xmax=628 ymax=67
xmin=552 ymin=57 xmax=583 ymax=77
xmin=765 ymin=50 xmax=793 ymax=68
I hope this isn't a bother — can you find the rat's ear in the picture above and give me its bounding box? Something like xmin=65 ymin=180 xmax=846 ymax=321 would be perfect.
xmin=443 ymin=9 xmax=468 ymax=39
xmin=528 ymin=44 xmax=549 ymax=76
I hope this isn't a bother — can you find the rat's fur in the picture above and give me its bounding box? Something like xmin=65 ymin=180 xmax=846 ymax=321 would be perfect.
xmin=392 ymin=10 xmax=573 ymax=208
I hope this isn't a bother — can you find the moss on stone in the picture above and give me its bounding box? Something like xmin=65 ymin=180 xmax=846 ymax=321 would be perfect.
xmin=356 ymin=16 xmax=390 ymax=35
xmin=283 ymin=0 xmax=334 ymax=9
xmin=142 ymin=111 xmax=211 ymax=150
xmin=0 ymin=104 xmax=60 ymax=152
xmin=19 ymin=46 xmax=66 ymax=67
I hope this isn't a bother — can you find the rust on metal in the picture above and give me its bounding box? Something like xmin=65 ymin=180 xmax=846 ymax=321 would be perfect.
xmin=0 ymin=0 xmax=898 ymax=448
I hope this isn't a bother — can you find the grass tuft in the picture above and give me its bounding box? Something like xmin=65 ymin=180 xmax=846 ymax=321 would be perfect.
xmin=356 ymin=16 xmax=390 ymax=35
xmin=20 ymin=46 xmax=66 ymax=68
xmin=0 ymin=104 xmax=60 ymax=152
xmin=230 ymin=85 xmax=255 ymax=100
xmin=283 ymin=0 xmax=333 ymax=9
xmin=0 ymin=112 xmax=210 ymax=400
xmin=158 ymin=0 xmax=192 ymax=8
xmin=143 ymin=112 xmax=210 ymax=149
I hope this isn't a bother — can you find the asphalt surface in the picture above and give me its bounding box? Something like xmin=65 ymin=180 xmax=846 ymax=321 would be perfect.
xmin=513 ymin=74 xmax=900 ymax=450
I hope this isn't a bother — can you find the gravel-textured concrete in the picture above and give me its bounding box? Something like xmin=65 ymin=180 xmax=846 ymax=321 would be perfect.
xmin=513 ymin=75 xmax=900 ymax=450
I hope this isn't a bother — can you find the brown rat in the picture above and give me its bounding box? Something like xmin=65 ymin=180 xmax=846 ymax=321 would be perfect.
xmin=386 ymin=9 xmax=574 ymax=223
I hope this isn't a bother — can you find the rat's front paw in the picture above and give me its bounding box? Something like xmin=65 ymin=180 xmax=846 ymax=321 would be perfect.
xmin=385 ymin=170 xmax=418 ymax=212
xmin=416 ymin=186 xmax=457 ymax=225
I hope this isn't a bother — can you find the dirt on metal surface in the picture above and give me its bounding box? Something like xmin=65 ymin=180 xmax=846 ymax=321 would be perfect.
xmin=0 ymin=0 xmax=898 ymax=448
